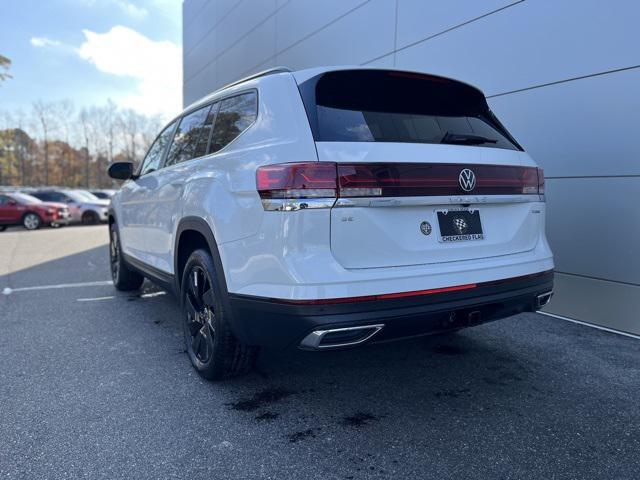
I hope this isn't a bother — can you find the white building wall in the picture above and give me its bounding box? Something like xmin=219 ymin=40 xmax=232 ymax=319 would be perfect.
xmin=183 ymin=0 xmax=640 ymax=335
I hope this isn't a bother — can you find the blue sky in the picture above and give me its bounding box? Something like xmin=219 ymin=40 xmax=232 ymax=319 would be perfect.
xmin=0 ymin=0 xmax=182 ymax=118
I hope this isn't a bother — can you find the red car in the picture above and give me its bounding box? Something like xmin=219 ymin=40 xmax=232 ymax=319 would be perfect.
xmin=0 ymin=192 xmax=70 ymax=231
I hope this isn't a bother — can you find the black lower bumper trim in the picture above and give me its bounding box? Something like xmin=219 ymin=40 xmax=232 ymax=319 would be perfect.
xmin=228 ymin=271 xmax=554 ymax=348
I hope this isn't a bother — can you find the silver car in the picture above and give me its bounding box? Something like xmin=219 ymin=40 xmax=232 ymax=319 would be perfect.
xmin=30 ymin=189 xmax=109 ymax=225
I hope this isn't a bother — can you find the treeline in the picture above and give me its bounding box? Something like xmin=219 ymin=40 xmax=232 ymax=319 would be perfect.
xmin=0 ymin=100 xmax=163 ymax=188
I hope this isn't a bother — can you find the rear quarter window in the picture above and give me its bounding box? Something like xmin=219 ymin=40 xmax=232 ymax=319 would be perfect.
xmin=209 ymin=91 xmax=257 ymax=154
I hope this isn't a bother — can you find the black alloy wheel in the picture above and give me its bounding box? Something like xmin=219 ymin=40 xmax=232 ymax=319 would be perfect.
xmin=110 ymin=227 xmax=121 ymax=282
xmin=184 ymin=265 xmax=217 ymax=366
xmin=109 ymin=223 xmax=144 ymax=291
xmin=181 ymin=249 xmax=257 ymax=380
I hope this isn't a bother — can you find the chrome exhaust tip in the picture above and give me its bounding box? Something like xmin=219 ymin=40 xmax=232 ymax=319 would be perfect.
xmin=536 ymin=291 xmax=553 ymax=309
xmin=299 ymin=324 xmax=385 ymax=350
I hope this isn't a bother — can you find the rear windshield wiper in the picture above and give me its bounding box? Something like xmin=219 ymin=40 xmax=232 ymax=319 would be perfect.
xmin=441 ymin=132 xmax=498 ymax=145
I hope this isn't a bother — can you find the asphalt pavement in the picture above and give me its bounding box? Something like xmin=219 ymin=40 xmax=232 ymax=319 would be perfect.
xmin=1 ymin=226 xmax=639 ymax=479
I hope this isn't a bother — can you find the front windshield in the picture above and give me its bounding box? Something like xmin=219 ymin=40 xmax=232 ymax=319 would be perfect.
xmin=11 ymin=193 xmax=42 ymax=204
xmin=74 ymin=190 xmax=101 ymax=201
xmin=63 ymin=190 xmax=90 ymax=203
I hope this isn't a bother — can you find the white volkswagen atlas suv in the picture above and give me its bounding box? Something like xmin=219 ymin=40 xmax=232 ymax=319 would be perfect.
xmin=107 ymin=67 xmax=554 ymax=380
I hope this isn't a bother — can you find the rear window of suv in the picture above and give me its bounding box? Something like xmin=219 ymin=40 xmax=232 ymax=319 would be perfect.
xmin=298 ymin=70 xmax=521 ymax=150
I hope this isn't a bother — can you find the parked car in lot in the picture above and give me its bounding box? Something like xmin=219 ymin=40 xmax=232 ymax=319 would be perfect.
xmin=30 ymin=189 xmax=109 ymax=225
xmin=0 ymin=192 xmax=70 ymax=230
xmin=90 ymin=189 xmax=116 ymax=200
xmin=107 ymin=67 xmax=554 ymax=380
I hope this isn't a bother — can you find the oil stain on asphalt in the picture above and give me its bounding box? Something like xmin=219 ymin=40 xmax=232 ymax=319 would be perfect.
xmin=226 ymin=387 xmax=294 ymax=412
xmin=287 ymin=429 xmax=317 ymax=443
xmin=340 ymin=412 xmax=379 ymax=428
xmin=254 ymin=411 xmax=279 ymax=422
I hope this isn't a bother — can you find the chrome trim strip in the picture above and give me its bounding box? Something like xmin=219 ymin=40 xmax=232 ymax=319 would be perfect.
xmin=299 ymin=324 xmax=385 ymax=350
xmin=261 ymin=198 xmax=336 ymax=211
xmin=334 ymin=194 xmax=543 ymax=208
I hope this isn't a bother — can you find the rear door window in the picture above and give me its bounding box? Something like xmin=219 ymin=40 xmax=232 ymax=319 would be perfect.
xmin=209 ymin=92 xmax=257 ymax=154
xmin=300 ymin=70 xmax=520 ymax=150
xmin=165 ymin=104 xmax=215 ymax=166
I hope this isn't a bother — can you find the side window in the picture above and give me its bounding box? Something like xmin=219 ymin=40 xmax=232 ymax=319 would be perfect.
xmin=35 ymin=192 xmax=53 ymax=201
xmin=209 ymin=92 xmax=257 ymax=154
xmin=0 ymin=195 xmax=9 ymax=205
xmin=139 ymin=121 xmax=176 ymax=176
xmin=165 ymin=104 xmax=214 ymax=166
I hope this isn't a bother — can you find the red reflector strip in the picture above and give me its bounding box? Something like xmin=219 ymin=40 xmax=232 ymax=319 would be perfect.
xmin=267 ymin=270 xmax=553 ymax=305
xmin=377 ymin=283 xmax=476 ymax=300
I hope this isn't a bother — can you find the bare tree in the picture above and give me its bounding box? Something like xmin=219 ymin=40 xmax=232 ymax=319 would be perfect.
xmin=54 ymin=100 xmax=76 ymax=184
xmin=79 ymin=108 xmax=92 ymax=187
xmin=139 ymin=114 xmax=162 ymax=166
xmin=32 ymin=100 xmax=56 ymax=185
xmin=118 ymin=108 xmax=139 ymax=163
xmin=3 ymin=98 xmax=164 ymax=187
xmin=13 ymin=110 xmax=29 ymax=185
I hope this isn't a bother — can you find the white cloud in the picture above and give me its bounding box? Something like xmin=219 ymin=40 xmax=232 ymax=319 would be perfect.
xmin=77 ymin=25 xmax=181 ymax=117
xmin=114 ymin=0 xmax=148 ymax=18
xmin=31 ymin=37 xmax=62 ymax=48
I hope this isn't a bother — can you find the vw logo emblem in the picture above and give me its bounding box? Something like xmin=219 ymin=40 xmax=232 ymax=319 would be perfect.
xmin=458 ymin=168 xmax=476 ymax=192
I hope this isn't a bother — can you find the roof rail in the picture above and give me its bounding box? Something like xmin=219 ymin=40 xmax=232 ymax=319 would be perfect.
xmin=182 ymin=67 xmax=292 ymax=114
xmin=219 ymin=66 xmax=291 ymax=92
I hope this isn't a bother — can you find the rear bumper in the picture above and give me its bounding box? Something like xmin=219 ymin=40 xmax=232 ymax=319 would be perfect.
xmin=228 ymin=270 xmax=554 ymax=349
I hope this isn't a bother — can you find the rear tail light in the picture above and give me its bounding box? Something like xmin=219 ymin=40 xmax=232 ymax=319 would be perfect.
xmin=256 ymin=162 xmax=544 ymax=210
xmin=537 ymin=168 xmax=545 ymax=195
xmin=256 ymin=162 xmax=336 ymax=199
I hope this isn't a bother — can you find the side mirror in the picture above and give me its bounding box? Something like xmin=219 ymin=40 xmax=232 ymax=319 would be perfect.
xmin=7 ymin=199 xmax=17 ymax=206
xmin=108 ymin=161 xmax=135 ymax=181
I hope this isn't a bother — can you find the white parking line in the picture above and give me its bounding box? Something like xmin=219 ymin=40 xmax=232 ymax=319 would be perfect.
xmin=2 ymin=280 xmax=113 ymax=295
xmin=539 ymin=311 xmax=640 ymax=340
xmin=77 ymin=296 xmax=116 ymax=302
xmin=76 ymin=291 xmax=166 ymax=302
xmin=140 ymin=291 xmax=166 ymax=298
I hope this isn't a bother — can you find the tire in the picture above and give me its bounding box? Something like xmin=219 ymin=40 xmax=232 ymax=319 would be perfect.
xmin=109 ymin=223 xmax=144 ymax=291
xmin=0 ymin=225 xmax=6 ymax=232
xmin=22 ymin=213 xmax=42 ymax=230
xmin=82 ymin=210 xmax=100 ymax=225
xmin=181 ymin=248 xmax=258 ymax=380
